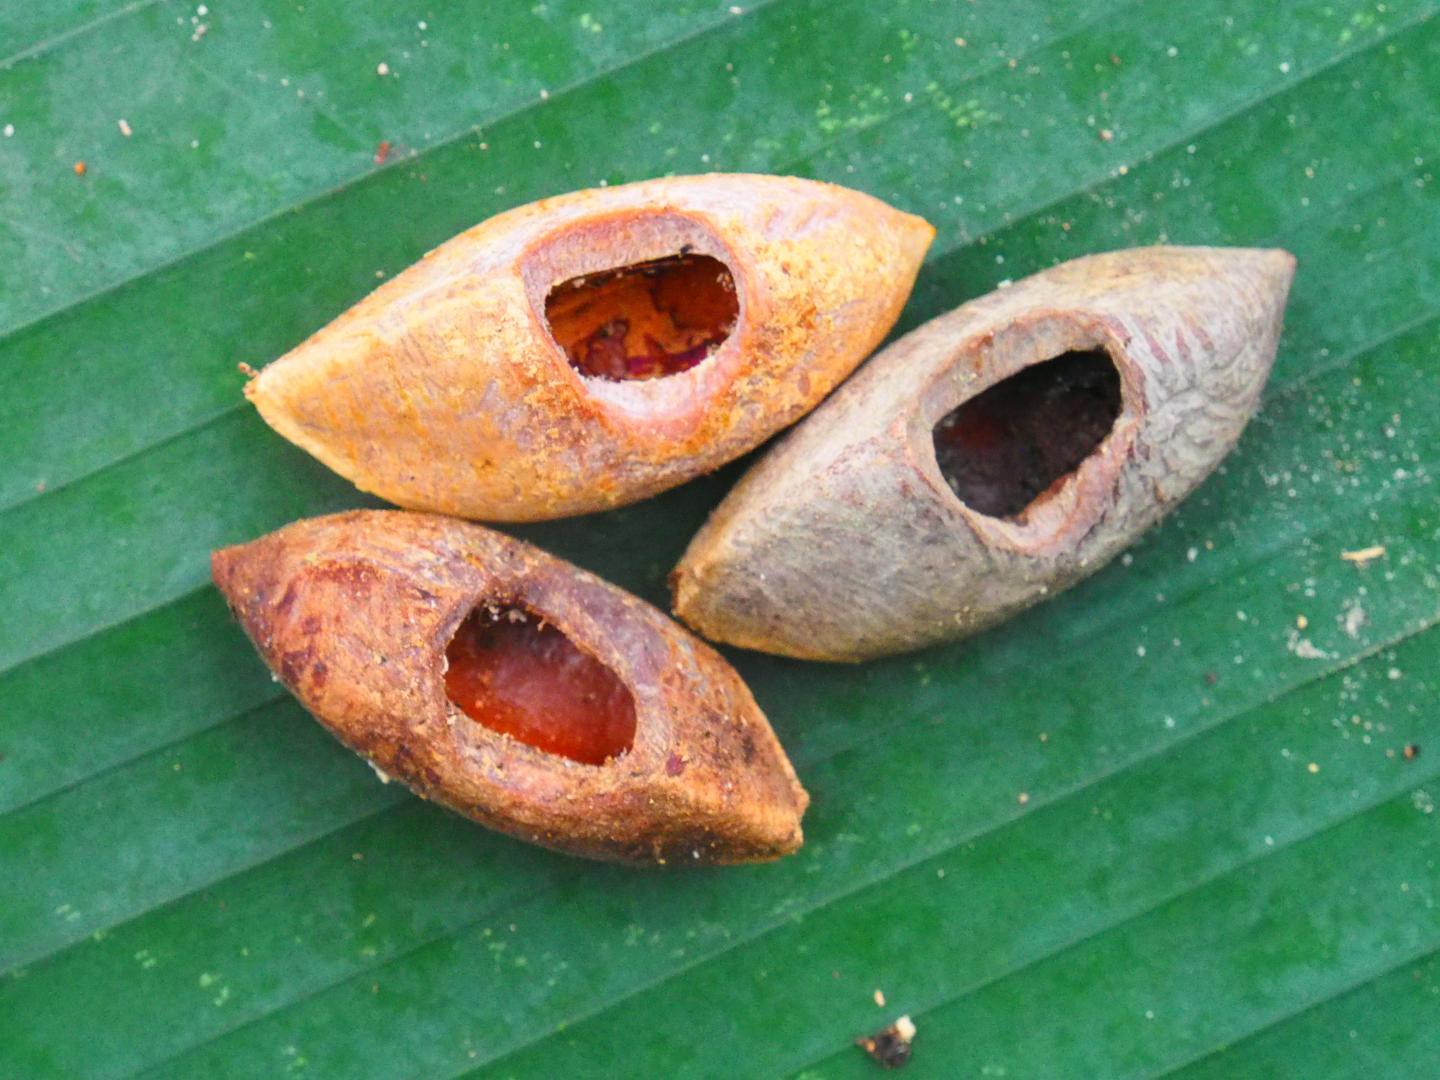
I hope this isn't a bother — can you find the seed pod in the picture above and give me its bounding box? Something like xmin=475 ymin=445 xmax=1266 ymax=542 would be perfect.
xmin=244 ymin=174 xmax=934 ymax=522
xmin=211 ymin=510 xmax=808 ymax=864
xmin=672 ymin=246 xmax=1296 ymax=661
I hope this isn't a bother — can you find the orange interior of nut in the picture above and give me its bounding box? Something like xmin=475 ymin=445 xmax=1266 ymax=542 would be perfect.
xmin=933 ymin=349 xmax=1122 ymax=519
xmin=444 ymin=605 xmax=636 ymax=765
xmin=545 ymin=253 xmax=737 ymax=381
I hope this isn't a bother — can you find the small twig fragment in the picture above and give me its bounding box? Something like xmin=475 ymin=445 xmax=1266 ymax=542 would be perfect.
xmin=1340 ymin=545 xmax=1386 ymax=565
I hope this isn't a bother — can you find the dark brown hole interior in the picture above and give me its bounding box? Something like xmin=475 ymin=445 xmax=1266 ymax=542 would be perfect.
xmin=444 ymin=605 xmax=636 ymax=766
xmin=933 ymin=349 xmax=1122 ymax=519
xmin=544 ymin=253 xmax=738 ymax=381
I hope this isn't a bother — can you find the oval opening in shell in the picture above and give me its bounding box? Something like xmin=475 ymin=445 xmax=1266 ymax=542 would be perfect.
xmin=544 ymin=252 xmax=738 ymax=382
xmin=932 ymin=349 xmax=1123 ymax=520
xmin=443 ymin=604 xmax=637 ymax=765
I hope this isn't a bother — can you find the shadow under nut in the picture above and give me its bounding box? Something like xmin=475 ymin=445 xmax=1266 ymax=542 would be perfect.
xmin=671 ymin=245 xmax=1297 ymax=661
xmin=212 ymin=510 xmax=808 ymax=865
xmin=243 ymin=174 xmax=934 ymax=522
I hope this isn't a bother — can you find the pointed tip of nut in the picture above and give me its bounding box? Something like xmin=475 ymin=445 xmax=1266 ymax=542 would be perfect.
xmin=210 ymin=530 xmax=302 ymax=639
xmin=899 ymin=206 xmax=938 ymax=244
xmin=1218 ymin=245 xmax=1297 ymax=303
xmin=769 ymin=819 xmax=806 ymax=859
xmin=727 ymin=801 xmax=806 ymax=864
xmin=669 ymin=562 xmax=743 ymax=656
xmin=210 ymin=537 xmax=276 ymax=638
xmin=210 ymin=542 xmax=242 ymax=598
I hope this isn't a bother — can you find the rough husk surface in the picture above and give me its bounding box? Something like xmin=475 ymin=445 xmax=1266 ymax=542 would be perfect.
xmin=245 ymin=174 xmax=933 ymax=522
xmin=673 ymin=246 xmax=1296 ymax=661
xmin=212 ymin=511 xmax=808 ymax=864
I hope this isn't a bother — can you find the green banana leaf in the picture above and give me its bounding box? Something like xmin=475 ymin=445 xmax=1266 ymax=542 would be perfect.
xmin=3 ymin=1 xmax=1439 ymax=1076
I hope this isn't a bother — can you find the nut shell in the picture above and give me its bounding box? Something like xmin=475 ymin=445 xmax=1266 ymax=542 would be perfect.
xmin=672 ymin=246 xmax=1296 ymax=661
xmin=212 ymin=510 xmax=808 ymax=864
xmin=244 ymin=174 xmax=934 ymax=521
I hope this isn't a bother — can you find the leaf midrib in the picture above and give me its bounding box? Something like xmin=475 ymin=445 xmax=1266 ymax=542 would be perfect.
xmin=0 ymin=0 xmax=163 ymax=71
xmin=1151 ymin=940 xmax=1440 ymax=1079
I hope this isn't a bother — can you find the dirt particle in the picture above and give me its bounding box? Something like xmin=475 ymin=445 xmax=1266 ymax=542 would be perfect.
xmin=1403 ymin=744 xmax=1420 ymax=761
xmin=857 ymin=1015 xmax=916 ymax=1069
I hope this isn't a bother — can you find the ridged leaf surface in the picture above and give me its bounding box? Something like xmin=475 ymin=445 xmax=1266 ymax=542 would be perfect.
xmin=2 ymin=2 xmax=1438 ymax=1076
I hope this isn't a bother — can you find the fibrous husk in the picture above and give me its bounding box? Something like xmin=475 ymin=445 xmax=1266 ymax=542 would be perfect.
xmin=672 ymin=246 xmax=1296 ymax=661
xmin=244 ymin=174 xmax=933 ymax=522
xmin=212 ymin=511 xmax=808 ymax=864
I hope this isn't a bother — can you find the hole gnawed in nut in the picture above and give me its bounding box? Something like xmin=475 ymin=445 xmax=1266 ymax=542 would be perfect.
xmin=444 ymin=605 xmax=636 ymax=765
xmin=933 ymin=349 xmax=1122 ymax=519
xmin=545 ymin=253 xmax=738 ymax=381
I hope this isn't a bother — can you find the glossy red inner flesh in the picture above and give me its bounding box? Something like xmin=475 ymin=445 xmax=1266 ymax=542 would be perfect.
xmin=443 ymin=606 xmax=636 ymax=766
xmin=933 ymin=349 xmax=1122 ymax=519
xmin=545 ymin=253 xmax=738 ymax=381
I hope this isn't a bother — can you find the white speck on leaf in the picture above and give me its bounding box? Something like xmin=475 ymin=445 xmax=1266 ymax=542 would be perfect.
xmin=1342 ymin=602 xmax=1368 ymax=639
xmin=1287 ymin=629 xmax=1330 ymax=660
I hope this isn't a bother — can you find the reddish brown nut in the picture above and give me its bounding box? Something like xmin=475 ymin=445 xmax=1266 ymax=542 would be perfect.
xmin=672 ymin=246 xmax=1296 ymax=661
xmin=244 ymin=174 xmax=934 ymax=522
xmin=211 ymin=510 xmax=808 ymax=864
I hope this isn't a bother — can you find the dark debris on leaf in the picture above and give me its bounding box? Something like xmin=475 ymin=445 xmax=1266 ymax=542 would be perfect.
xmin=856 ymin=1015 xmax=916 ymax=1069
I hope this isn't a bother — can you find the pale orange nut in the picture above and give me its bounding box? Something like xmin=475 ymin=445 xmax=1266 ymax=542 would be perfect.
xmin=244 ymin=174 xmax=934 ymax=522
xmin=672 ymin=246 xmax=1296 ymax=661
xmin=212 ymin=511 xmax=808 ymax=865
